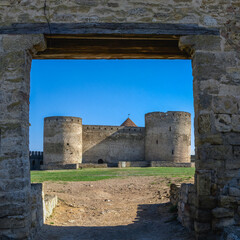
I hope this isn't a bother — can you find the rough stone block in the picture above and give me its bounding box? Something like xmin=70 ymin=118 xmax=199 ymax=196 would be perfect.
xmin=198 ymin=145 xmax=232 ymax=160
xmin=215 ymin=114 xmax=232 ymax=133
xmin=188 ymin=192 xmax=196 ymax=205
xmin=225 ymin=159 xmax=240 ymax=170
xmin=223 ymin=133 xmax=240 ymax=145
xmin=212 ymin=207 xmax=234 ymax=218
xmin=0 ymin=216 xmax=26 ymax=229
xmin=195 ymin=159 xmax=224 ymax=171
xmin=194 ymin=221 xmax=211 ymax=233
xmin=212 ymin=96 xmax=239 ymax=114
xmin=219 ymin=196 xmax=238 ymax=208
xmin=197 ymin=114 xmax=212 ymax=134
xmin=0 ymin=204 xmax=24 ymax=218
xmin=192 ymin=52 xmax=237 ymax=81
xmin=196 ymin=195 xmax=217 ymax=209
xmin=196 ymin=171 xmax=212 ymax=196
xmin=219 ymin=84 xmax=240 ymax=98
xmin=233 ymin=146 xmax=240 ymax=159
xmin=229 ymin=187 xmax=240 ymax=197
xmin=195 ymin=209 xmax=212 ymax=222
xmin=213 ymin=218 xmax=235 ymax=230
xmin=232 ymin=115 xmax=240 ymax=132
xmin=179 ymin=36 xmax=221 ymax=52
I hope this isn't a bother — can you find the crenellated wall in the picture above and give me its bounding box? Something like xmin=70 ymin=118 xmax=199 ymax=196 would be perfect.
xmin=82 ymin=125 xmax=145 ymax=166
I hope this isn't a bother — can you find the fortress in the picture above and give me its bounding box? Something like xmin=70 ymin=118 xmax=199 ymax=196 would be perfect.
xmin=42 ymin=111 xmax=192 ymax=170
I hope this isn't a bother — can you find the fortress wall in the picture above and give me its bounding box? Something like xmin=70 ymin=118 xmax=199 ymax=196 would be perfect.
xmin=82 ymin=125 xmax=145 ymax=165
xmin=145 ymin=111 xmax=191 ymax=163
xmin=43 ymin=116 xmax=82 ymax=167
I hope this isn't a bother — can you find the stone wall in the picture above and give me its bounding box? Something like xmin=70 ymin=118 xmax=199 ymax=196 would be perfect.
xmin=30 ymin=184 xmax=58 ymax=238
xmin=145 ymin=111 xmax=191 ymax=163
xmin=43 ymin=116 xmax=82 ymax=169
xmin=30 ymin=184 xmax=44 ymax=239
xmin=118 ymin=161 xmax=149 ymax=168
xmin=0 ymin=34 xmax=46 ymax=239
xmin=0 ymin=0 xmax=240 ymax=239
xmin=0 ymin=0 xmax=237 ymax=28
xmin=29 ymin=151 xmax=43 ymax=170
xmin=82 ymin=125 xmax=145 ymax=166
xmin=151 ymin=161 xmax=193 ymax=167
xmin=170 ymin=183 xmax=181 ymax=207
xmin=43 ymin=194 xmax=58 ymax=222
xmin=179 ymin=32 xmax=240 ymax=238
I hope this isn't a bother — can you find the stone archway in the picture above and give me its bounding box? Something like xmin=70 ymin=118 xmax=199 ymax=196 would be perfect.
xmin=0 ymin=3 xmax=239 ymax=239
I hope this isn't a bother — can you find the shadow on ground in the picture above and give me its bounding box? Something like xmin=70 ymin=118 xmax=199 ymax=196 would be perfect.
xmin=35 ymin=202 xmax=194 ymax=240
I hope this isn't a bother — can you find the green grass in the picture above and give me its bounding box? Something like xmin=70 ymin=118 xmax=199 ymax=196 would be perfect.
xmin=31 ymin=167 xmax=195 ymax=183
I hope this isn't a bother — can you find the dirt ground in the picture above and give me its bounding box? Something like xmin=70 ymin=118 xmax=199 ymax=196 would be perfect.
xmin=35 ymin=176 xmax=194 ymax=240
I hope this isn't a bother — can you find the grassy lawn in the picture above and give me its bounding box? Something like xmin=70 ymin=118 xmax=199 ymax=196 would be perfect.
xmin=31 ymin=167 xmax=195 ymax=183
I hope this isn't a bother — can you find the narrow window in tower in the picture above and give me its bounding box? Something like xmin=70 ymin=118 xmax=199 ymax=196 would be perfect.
xmin=156 ymin=140 xmax=158 ymax=144
xmin=172 ymin=150 xmax=174 ymax=155
xmin=169 ymin=126 xmax=171 ymax=131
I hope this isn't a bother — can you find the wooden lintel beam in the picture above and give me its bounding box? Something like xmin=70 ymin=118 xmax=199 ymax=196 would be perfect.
xmin=34 ymin=37 xmax=189 ymax=59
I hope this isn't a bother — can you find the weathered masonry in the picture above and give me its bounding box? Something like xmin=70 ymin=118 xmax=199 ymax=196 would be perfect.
xmin=0 ymin=1 xmax=239 ymax=239
xmin=42 ymin=112 xmax=191 ymax=169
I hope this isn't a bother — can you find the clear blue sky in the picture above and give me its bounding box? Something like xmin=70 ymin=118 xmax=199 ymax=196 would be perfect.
xmin=30 ymin=59 xmax=194 ymax=154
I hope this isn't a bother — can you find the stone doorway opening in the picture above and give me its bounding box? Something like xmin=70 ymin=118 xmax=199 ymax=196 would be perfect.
xmin=28 ymin=40 xmax=193 ymax=237
xmin=2 ymin=23 xmax=238 ymax=240
xmin=98 ymin=159 xmax=104 ymax=164
xmin=29 ymin=58 xmax=194 ymax=169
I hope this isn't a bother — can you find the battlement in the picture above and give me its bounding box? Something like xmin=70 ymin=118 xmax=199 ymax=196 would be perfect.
xmin=44 ymin=116 xmax=82 ymax=124
xmin=83 ymin=125 xmax=145 ymax=133
xmin=29 ymin=151 xmax=43 ymax=157
xmin=145 ymin=111 xmax=191 ymax=120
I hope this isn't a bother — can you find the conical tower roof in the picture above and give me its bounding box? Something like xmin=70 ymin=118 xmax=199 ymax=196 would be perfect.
xmin=121 ymin=117 xmax=137 ymax=127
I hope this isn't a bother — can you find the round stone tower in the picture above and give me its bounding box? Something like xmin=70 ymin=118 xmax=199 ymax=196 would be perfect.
xmin=144 ymin=111 xmax=191 ymax=163
xmin=43 ymin=116 xmax=82 ymax=169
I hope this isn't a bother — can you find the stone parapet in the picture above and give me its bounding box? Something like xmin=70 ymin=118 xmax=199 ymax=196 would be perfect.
xmin=43 ymin=195 xmax=58 ymax=222
xmin=118 ymin=161 xmax=150 ymax=168
xmin=151 ymin=161 xmax=194 ymax=168
xmin=41 ymin=164 xmax=79 ymax=170
xmin=170 ymin=184 xmax=181 ymax=206
xmin=79 ymin=163 xmax=108 ymax=168
xmin=30 ymin=184 xmax=44 ymax=239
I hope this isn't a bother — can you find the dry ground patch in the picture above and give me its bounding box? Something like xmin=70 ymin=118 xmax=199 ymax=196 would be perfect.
xmin=34 ymin=168 xmax=194 ymax=240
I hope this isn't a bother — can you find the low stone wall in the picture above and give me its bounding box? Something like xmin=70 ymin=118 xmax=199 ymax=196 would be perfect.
xmin=151 ymin=161 xmax=194 ymax=168
xmin=30 ymin=184 xmax=58 ymax=238
xmin=118 ymin=161 xmax=150 ymax=168
xmin=79 ymin=163 xmax=108 ymax=168
xmin=220 ymin=226 xmax=240 ymax=239
xmin=41 ymin=163 xmax=79 ymax=170
xmin=30 ymin=184 xmax=44 ymax=239
xmin=178 ymin=183 xmax=196 ymax=231
xmin=211 ymin=173 xmax=240 ymax=233
xmin=170 ymin=184 xmax=181 ymax=206
xmin=43 ymin=194 xmax=58 ymax=222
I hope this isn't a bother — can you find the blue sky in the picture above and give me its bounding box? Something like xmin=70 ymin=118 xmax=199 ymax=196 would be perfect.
xmin=30 ymin=59 xmax=194 ymax=154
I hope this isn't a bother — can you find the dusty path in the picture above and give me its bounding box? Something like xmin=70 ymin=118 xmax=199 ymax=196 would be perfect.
xmin=35 ymin=176 xmax=194 ymax=240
